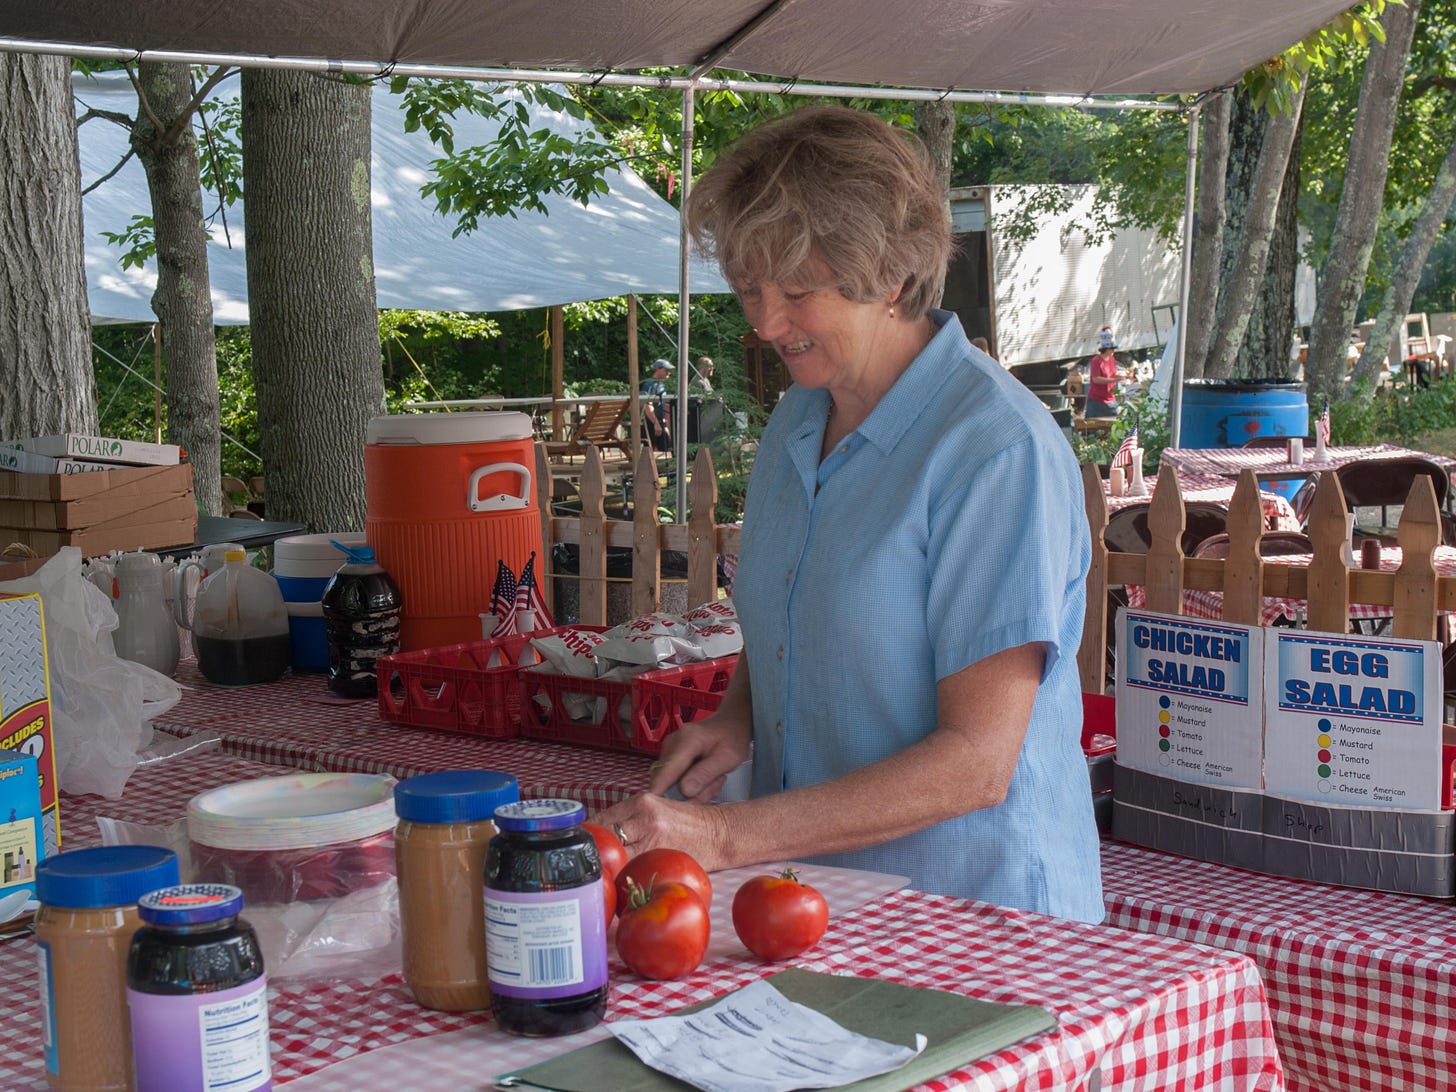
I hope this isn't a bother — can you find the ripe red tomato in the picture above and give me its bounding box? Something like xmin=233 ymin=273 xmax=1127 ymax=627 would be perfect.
xmin=615 ymin=877 xmax=710 ymax=981
xmin=732 ymin=868 xmax=830 ymax=961
xmin=583 ymin=822 xmax=629 ymax=886
xmin=615 ymin=848 xmax=712 ymax=916
xmin=601 ymin=871 xmax=616 ymax=927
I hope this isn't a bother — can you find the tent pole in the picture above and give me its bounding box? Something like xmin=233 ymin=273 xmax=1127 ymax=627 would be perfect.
xmin=550 ymin=305 xmax=565 ymax=441
xmin=627 ymin=294 xmax=641 ymax=454
xmin=152 ymin=321 xmax=163 ymax=443
xmin=1169 ymin=99 xmax=1201 ymax=449
xmin=674 ymin=85 xmax=694 ymax=520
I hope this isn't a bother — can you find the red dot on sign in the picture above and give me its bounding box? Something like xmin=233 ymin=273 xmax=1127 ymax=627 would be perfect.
xmin=1159 ymin=725 xmax=1170 ymax=738
xmin=1318 ymin=749 xmax=1331 ymax=762
xmin=1244 ymin=421 xmax=1260 ymax=437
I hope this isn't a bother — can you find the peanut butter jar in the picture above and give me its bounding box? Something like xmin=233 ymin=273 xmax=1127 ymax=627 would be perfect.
xmin=35 ymin=845 xmax=180 ymax=1092
xmin=394 ymin=770 xmax=519 ymax=1011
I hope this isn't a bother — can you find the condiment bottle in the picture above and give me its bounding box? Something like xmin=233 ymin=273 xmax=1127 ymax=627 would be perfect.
xmin=393 ymin=770 xmax=520 ymax=1011
xmin=34 ymin=845 xmax=180 ymax=1092
xmin=320 ymin=542 xmax=402 ymax=698
xmin=126 ymin=884 xmax=270 ymax=1092
xmin=485 ymin=799 xmax=608 ymax=1037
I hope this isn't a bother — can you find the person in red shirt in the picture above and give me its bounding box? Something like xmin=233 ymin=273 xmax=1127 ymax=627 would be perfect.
xmin=1084 ymin=325 xmax=1132 ymax=418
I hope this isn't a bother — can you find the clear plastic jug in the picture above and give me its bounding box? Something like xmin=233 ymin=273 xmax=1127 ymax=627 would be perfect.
xmin=186 ymin=549 xmax=291 ymax=686
xmin=113 ymin=552 xmax=181 ymax=678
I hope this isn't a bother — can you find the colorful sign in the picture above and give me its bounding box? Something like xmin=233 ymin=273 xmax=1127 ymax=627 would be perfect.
xmin=1264 ymin=631 xmax=1443 ymax=810
xmin=1116 ymin=609 xmax=1264 ymax=789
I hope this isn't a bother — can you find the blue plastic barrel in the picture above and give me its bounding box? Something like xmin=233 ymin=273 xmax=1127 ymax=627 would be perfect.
xmin=1180 ymin=379 xmax=1309 ymax=499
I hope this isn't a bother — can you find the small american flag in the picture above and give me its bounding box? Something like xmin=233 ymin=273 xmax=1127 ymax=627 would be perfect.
xmin=519 ymin=553 xmax=554 ymax=631
xmin=1110 ymin=427 xmax=1138 ymax=470
xmin=488 ymin=560 xmax=517 ymax=634
xmin=1317 ymin=402 xmax=1332 ymax=447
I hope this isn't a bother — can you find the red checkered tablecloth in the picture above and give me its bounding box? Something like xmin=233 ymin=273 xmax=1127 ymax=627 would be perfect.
xmin=1101 ymin=839 xmax=1456 ymax=1092
xmin=0 ymin=753 xmax=1284 ymax=1091
xmin=153 ymin=660 xmax=651 ymax=812
xmin=1127 ymin=546 xmax=1456 ymax=626
xmin=1160 ymin=443 xmax=1456 ymax=483
xmin=1106 ymin=471 xmax=1301 ymax=531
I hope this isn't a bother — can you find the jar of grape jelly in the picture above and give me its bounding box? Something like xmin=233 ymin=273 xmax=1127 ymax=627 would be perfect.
xmin=485 ymin=798 xmax=607 ymax=1036
xmin=126 ymin=883 xmax=270 ymax=1092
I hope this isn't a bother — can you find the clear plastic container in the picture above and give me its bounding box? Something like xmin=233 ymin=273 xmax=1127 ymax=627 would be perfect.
xmin=321 ymin=542 xmax=402 ymax=698
xmin=394 ymin=770 xmax=519 ymax=1011
xmin=35 ymin=845 xmax=180 ymax=1092
xmin=190 ymin=549 xmax=291 ymax=685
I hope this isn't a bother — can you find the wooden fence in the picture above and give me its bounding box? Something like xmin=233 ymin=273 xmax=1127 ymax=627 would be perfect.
xmin=1078 ymin=463 xmax=1456 ymax=695
xmin=532 ymin=443 xmax=741 ymax=623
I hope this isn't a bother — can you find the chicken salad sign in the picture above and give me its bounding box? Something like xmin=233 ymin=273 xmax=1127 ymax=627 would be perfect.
xmin=1116 ymin=609 xmax=1264 ymax=790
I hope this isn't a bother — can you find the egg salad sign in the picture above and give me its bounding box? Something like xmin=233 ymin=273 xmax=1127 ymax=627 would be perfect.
xmin=1116 ymin=609 xmax=1264 ymax=789
xmin=1264 ymin=632 xmax=1442 ymax=809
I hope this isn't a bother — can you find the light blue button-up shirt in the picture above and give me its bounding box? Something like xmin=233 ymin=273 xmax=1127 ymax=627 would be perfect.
xmin=734 ymin=310 xmax=1103 ymax=922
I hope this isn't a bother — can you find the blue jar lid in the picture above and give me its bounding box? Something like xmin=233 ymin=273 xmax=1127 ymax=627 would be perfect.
xmin=395 ymin=770 xmax=520 ymax=823
xmin=35 ymin=846 xmax=180 ymax=909
xmin=139 ymin=884 xmax=245 ymax=926
xmin=494 ymin=798 xmax=585 ymax=832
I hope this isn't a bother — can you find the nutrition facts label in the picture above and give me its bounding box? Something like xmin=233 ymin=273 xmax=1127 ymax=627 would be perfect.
xmin=1264 ymin=632 xmax=1442 ymax=809
xmin=1116 ymin=610 xmax=1264 ymax=789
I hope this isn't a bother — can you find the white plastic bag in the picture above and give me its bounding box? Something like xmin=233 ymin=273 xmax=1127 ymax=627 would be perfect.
xmin=0 ymin=547 xmax=182 ymax=799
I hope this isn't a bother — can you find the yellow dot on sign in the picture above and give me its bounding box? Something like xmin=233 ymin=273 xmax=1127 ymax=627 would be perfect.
xmin=1317 ymin=734 xmax=1332 ymax=748
xmin=1159 ymin=710 xmax=1170 ymax=724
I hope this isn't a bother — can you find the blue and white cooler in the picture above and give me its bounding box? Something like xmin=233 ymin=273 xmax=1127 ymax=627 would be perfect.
xmin=272 ymin=533 xmax=366 ymax=672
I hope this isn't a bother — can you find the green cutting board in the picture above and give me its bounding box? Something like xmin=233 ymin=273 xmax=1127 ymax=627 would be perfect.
xmin=496 ymin=967 xmax=1057 ymax=1091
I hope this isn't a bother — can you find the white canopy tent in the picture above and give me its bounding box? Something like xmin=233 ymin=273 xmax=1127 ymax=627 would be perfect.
xmin=4 ymin=0 xmax=1362 ymax=507
xmin=76 ymin=72 xmax=730 ymax=324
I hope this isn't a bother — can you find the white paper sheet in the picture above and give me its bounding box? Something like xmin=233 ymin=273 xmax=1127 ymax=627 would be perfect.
xmin=608 ymin=977 xmax=925 ymax=1092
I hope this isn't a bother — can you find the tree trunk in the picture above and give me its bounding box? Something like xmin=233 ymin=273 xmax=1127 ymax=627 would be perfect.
xmin=1358 ymin=131 xmax=1456 ymax=375
xmin=1307 ymin=0 xmax=1421 ymax=403
xmin=914 ymin=99 xmax=955 ymax=308
xmin=241 ymin=70 xmax=382 ymax=532
xmin=0 ymin=53 xmax=98 ymax=439
xmin=1203 ymin=80 xmax=1305 ymax=379
xmin=1235 ymin=112 xmax=1302 ymax=381
xmin=131 ymin=63 xmax=224 ymax=516
xmin=1182 ymin=92 xmax=1231 ymax=381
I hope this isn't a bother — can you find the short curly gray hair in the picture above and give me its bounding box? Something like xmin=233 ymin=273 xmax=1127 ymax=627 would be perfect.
xmin=684 ymin=105 xmax=951 ymax=320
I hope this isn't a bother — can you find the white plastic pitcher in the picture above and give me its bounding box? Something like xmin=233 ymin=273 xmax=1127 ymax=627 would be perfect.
xmin=113 ymin=552 xmax=181 ymax=677
xmin=185 ymin=550 xmax=292 ymax=686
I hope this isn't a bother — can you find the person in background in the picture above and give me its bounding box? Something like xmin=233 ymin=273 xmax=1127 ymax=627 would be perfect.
xmin=1084 ymin=325 xmax=1132 ymax=418
xmin=693 ymin=356 xmax=716 ymax=393
xmin=597 ymin=105 xmax=1102 ymax=924
xmin=640 ymin=358 xmax=674 ymax=451
xmin=970 ymin=335 xmax=997 ymax=363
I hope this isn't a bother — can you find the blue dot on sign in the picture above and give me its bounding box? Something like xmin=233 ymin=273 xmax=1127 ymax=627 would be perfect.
xmin=1318 ymin=718 xmax=1332 ymax=731
xmin=1159 ymin=696 xmax=1170 ymax=709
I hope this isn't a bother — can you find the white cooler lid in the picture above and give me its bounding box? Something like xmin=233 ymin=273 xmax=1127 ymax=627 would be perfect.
xmin=274 ymin=531 xmax=366 ymax=563
xmin=367 ymin=411 xmax=532 ymax=446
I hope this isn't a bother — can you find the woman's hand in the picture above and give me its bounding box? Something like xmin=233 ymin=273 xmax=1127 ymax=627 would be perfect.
xmin=649 ymin=714 xmax=752 ymax=803
xmin=594 ymin=791 xmax=737 ymax=872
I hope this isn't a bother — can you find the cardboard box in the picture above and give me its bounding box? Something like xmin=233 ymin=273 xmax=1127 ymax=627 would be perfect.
xmin=0 ymin=447 xmax=115 ymax=475
xmin=0 ymin=491 xmax=197 ymax=534
xmin=0 ymin=594 xmax=59 ymax=855
xmin=0 ymin=514 xmax=197 ymax=558
xmin=7 ymin=434 xmax=181 ymax=466
xmin=0 ymin=749 xmax=44 ymax=901
xmin=0 ymin=461 xmax=193 ymax=505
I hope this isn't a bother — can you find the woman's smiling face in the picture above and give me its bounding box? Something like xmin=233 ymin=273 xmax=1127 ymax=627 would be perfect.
xmin=736 ymin=276 xmax=892 ymax=391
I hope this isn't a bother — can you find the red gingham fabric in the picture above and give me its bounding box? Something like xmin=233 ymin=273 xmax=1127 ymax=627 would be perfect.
xmin=1107 ymin=471 xmax=1301 ymax=531
xmin=0 ymin=753 xmax=1284 ymax=1091
xmin=1127 ymin=545 xmax=1456 ymax=626
xmin=1160 ymin=443 xmax=1456 ymax=483
xmin=152 ymin=660 xmax=651 ymax=812
xmin=1102 ymin=839 xmax=1456 ymax=1092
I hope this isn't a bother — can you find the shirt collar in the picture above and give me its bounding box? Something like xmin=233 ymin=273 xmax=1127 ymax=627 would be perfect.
xmin=854 ymin=309 xmax=962 ymax=455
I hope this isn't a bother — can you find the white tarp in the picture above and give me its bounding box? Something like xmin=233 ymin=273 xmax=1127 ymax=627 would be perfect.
xmin=75 ymin=73 xmax=729 ymax=324
xmin=8 ymin=1 xmax=1361 ymax=98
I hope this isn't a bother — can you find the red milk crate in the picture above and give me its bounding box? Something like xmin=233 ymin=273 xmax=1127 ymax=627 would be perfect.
xmin=518 ymin=655 xmax=738 ymax=755
xmin=376 ymin=631 xmax=553 ymax=739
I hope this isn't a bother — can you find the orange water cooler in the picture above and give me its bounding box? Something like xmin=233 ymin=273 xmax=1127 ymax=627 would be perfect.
xmin=365 ymin=413 xmax=540 ymax=650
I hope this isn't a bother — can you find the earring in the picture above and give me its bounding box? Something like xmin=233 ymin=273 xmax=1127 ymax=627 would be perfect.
xmin=889 ymin=304 xmax=896 ymax=319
